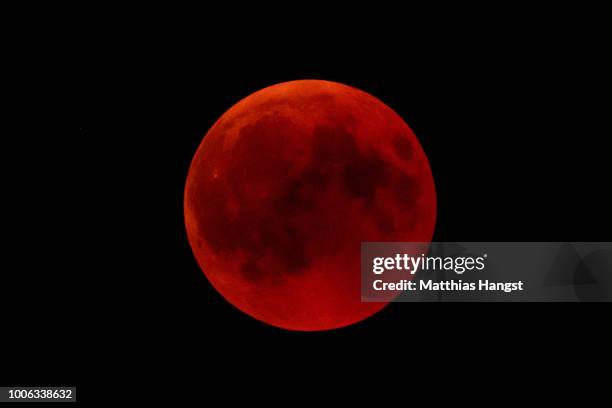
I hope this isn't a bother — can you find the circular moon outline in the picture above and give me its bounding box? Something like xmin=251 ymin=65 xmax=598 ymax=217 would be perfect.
xmin=184 ymin=80 xmax=437 ymax=331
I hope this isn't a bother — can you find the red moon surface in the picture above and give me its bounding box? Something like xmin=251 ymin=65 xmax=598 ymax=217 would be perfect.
xmin=184 ymin=80 xmax=436 ymax=331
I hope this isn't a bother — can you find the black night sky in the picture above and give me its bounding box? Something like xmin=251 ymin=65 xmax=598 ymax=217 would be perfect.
xmin=5 ymin=16 xmax=610 ymax=402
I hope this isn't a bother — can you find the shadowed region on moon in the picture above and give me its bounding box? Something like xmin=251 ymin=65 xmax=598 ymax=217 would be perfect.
xmin=184 ymin=80 xmax=437 ymax=331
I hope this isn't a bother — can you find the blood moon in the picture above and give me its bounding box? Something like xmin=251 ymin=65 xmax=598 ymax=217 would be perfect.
xmin=184 ymin=80 xmax=436 ymax=331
